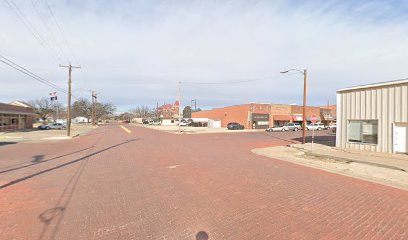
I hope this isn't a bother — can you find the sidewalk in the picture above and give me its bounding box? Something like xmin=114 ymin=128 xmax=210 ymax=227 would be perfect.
xmin=138 ymin=124 xmax=266 ymax=134
xmin=0 ymin=124 xmax=97 ymax=143
xmin=253 ymin=143 xmax=408 ymax=191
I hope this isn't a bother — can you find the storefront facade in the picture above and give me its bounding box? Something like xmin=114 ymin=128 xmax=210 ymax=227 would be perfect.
xmin=192 ymin=103 xmax=325 ymax=129
xmin=0 ymin=103 xmax=36 ymax=131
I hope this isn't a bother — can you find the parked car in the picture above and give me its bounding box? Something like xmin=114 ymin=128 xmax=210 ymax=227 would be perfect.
xmin=325 ymin=123 xmax=337 ymax=129
xmin=306 ymin=123 xmax=325 ymax=130
xmin=227 ymin=122 xmax=244 ymax=130
xmin=38 ymin=123 xmax=66 ymax=130
xmin=179 ymin=120 xmax=188 ymax=126
xmin=286 ymin=123 xmax=302 ymax=131
xmin=266 ymin=126 xmax=288 ymax=132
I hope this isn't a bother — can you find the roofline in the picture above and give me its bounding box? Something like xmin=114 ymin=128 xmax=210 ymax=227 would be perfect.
xmin=337 ymin=78 xmax=408 ymax=93
xmin=0 ymin=110 xmax=37 ymax=115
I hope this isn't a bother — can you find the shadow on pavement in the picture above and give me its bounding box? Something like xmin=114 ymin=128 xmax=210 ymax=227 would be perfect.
xmin=292 ymin=134 xmax=336 ymax=147
xmin=0 ymin=138 xmax=140 ymax=190
xmin=261 ymin=132 xmax=299 ymax=144
xmin=0 ymin=147 xmax=95 ymax=173
xmin=196 ymin=231 xmax=209 ymax=240
xmin=0 ymin=142 xmax=18 ymax=146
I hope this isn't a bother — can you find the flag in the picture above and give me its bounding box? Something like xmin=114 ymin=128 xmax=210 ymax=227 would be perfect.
xmin=49 ymin=92 xmax=58 ymax=101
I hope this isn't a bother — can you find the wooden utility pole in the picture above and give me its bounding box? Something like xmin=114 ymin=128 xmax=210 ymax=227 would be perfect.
xmin=59 ymin=64 xmax=81 ymax=136
xmin=178 ymin=81 xmax=181 ymax=133
xmin=91 ymin=91 xmax=97 ymax=126
xmin=302 ymin=69 xmax=307 ymax=145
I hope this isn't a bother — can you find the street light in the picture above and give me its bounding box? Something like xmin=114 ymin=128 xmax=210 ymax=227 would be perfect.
xmin=280 ymin=69 xmax=308 ymax=144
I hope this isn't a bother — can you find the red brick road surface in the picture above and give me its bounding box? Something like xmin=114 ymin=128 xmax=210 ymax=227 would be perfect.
xmin=1 ymin=125 xmax=408 ymax=240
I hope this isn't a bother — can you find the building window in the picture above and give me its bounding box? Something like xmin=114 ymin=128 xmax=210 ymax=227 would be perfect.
xmin=348 ymin=120 xmax=378 ymax=144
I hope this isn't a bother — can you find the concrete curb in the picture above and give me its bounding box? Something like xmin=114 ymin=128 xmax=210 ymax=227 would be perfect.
xmin=289 ymin=145 xmax=407 ymax=172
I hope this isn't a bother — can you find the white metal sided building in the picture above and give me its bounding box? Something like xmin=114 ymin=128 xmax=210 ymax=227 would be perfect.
xmin=336 ymin=79 xmax=408 ymax=154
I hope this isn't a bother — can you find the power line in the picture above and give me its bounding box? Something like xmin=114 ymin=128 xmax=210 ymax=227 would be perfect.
xmin=0 ymin=54 xmax=80 ymax=100
xmin=29 ymin=0 xmax=70 ymax=63
xmin=182 ymin=73 xmax=298 ymax=85
xmin=3 ymin=0 xmax=66 ymax=63
xmin=44 ymin=0 xmax=78 ymax=63
xmin=0 ymin=54 xmax=66 ymax=92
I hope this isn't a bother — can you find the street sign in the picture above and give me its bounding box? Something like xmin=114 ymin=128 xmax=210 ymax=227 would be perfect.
xmin=310 ymin=114 xmax=318 ymax=123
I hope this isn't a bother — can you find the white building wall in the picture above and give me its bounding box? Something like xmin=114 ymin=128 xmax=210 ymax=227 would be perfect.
xmin=336 ymin=82 xmax=408 ymax=153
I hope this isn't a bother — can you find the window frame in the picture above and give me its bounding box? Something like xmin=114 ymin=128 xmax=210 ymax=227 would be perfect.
xmin=347 ymin=119 xmax=379 ymax=145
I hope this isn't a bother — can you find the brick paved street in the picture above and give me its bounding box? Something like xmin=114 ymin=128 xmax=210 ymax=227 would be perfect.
xmin=1 ymin=124 xmax=408 ymax=240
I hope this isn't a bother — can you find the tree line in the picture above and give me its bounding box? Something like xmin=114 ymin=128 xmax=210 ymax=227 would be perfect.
xmin=29 ymin=97 xmax=116 ymax=122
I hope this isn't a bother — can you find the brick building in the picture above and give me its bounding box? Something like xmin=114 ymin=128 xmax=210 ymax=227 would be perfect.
xmin=157 ymin=101 xmax=180 ymax=119
xmin=192 ymin=103 xmax=329 ymax=129
xmin=320 ymin=105 xmax=337 ymax=126
xmin=0 ymin=101 xmax=36 ymax=131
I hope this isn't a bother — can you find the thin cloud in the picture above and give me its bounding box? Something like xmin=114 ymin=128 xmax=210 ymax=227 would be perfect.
xmin=0 ymin=0 xmax=407 ymax=111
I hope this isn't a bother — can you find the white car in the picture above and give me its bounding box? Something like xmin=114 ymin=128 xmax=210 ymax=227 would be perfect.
xmin=306 ymin=123 xmax=325 ymax=130
xmin=266 ymin=126 xmax=288 ymax=132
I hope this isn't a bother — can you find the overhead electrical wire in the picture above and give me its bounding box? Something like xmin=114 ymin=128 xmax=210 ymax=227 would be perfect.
xmin=44 ymin=0 xmax=78 ymax=64
xmin=181 ymin=72 xmax=298 ymax=86
xmin=3 ymin=0 xmax=67 ymax=63
xmin=0 ymin=54 xmax=79 ymax=100
xmin=29 ymin=0 xmax=70 ymax=63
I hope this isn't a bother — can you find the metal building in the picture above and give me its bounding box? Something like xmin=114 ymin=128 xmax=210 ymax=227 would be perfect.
xmin=336 ymin=79 xmax=408 ymax=154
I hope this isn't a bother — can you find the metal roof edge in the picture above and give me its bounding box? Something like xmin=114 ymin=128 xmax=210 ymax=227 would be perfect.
xmin=337 ymin=78 xmax=408 ymax=93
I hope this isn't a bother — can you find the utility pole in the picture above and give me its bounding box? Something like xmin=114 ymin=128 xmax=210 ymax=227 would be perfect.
xmin=178 ymin=81 xmax=181 ymax=133
xmin=59 ymin=64 xmax=81 ymax=136
xmin=280 ymin=68 xmax=307 ymax=144
xmin=191 ymin=99 xmax=197 ymax=111
xmin=91 ymin=91 xmax=97 ymax=126
xmin=302 ymin=69 xmax=307 ymax=145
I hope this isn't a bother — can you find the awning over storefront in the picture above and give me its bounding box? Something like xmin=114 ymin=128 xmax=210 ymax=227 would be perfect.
xmin=273 ymin=115 xmax=291 ymax=121
xmin=292 ymin=115 xmax=303 ymax=121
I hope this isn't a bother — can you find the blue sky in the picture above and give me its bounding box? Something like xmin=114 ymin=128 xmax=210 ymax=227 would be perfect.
xmin=1 ymin=0 xmax=408 ymax=112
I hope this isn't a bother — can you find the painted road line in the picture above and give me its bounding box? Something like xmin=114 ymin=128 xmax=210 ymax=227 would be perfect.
xmin=120 ymin=125 xmax=132 ymax=134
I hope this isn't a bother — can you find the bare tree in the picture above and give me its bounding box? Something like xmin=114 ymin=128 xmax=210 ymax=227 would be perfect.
xmin=95 ymin=102 xmax=116 ymax=120
xmin=28 ymin=98 xmax=55 ymax=121
xmin=129 ymin=105 xmax=154 ymax=118
xmin=72 ymin=98 xmax=92 ymax=119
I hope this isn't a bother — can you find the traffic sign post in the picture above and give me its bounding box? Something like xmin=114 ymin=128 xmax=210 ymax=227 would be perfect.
xmin=310 ymin=114 xmax=318 ymax=152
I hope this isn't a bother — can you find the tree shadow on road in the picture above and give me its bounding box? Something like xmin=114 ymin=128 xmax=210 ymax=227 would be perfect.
xmin=30 ymin=138 xmax=141 ymax=240
xmin=0 ymin=142 xmax=17 ymax=146
xmin=0 ymin=138 xmax=140 ymax=190
xmin=0 ymin=147 xmax=95 ymax=173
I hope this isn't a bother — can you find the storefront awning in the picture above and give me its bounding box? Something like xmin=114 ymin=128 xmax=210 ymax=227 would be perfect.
xmin=273 ymin=115 xmax=291 ymax=121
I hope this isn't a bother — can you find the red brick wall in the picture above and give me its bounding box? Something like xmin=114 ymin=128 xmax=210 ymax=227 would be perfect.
xmin=291 ymin=105 xmax=321 ymax=116
xmin=192 ymin=105 xmax=251 ymax=128
xmin=193 ymin=103 xmax=327 ymax=128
